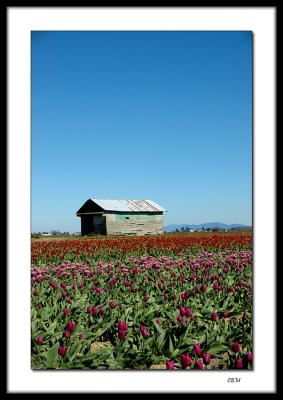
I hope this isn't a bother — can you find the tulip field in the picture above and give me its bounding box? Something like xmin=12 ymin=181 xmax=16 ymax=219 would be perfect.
xmin=31 ymin=232 xmax=253 ymax=370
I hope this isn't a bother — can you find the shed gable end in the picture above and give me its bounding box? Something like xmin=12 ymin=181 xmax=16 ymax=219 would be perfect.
xmin=76 ymin=199 xmax=104 ymax=215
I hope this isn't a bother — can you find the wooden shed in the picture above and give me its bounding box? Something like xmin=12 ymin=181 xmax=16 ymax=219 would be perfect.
xmin=76 ymin=198 xmax=166 ymax=236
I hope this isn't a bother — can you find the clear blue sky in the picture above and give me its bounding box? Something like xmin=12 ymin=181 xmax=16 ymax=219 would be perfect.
xmin=32 ymin=31 xmax=252 ymax=233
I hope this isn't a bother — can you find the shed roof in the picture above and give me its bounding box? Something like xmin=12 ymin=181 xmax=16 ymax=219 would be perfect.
xmin=90 ymin=198 xmax=166 ymax=212
xmin=78 ymin=199 xmax=166 ymax=212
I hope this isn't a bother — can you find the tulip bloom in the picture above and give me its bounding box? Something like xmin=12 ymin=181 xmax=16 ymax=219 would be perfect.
xmin=37 ymin=336 xmax=44 ymax=345
xmin=117 ymin=322 xmax=128 ymax=331
xmin=235 ymin=357 xmax=243 ymax=369
xmin=58 ymin=345 xmax=67 ymax=356
xmin=231 ymin=342 xmax=240 ymax=353
xmin=64 ymin=330 xmax=71 ymax=338
xmin=67 ymin=321 xmax=75 ymax=332
xmin=63 ymin=307 xmax=69 ymax=316
xmin=184 ymin=307 xmax=191 ymax=317
xmin=200 ymin=284 xmax=207 ymax=292
xmin=140 ymin=325 xmax=148 ymax=338
xmin=246 ymin=351 xmax=253 ymax=362
xmin=202 ymin=352 xmax=211 ymax=365
xmin=211 ymin=312 xmax=218 ymax=321
xmin=195 ymin=360 xmax=204 ymax=369
xmin=118 ymin=330 xmax=127 ymax=340
xmin=180 ymin=354 xmax=192 ymax=368
xmin=177 ymin=314 xmax=183 ymax=323
xmin=109 ymin=301 xmax=115 ymax=309
xmin=180 ymin=307 xmax=186 ymax=316
xmin=223 ymin=311 xmax=229 ymax=318
xmin=166 ymin=360 xmax=175 ymax=370
xmin=193 ymin=343 xmax=201 ymax=356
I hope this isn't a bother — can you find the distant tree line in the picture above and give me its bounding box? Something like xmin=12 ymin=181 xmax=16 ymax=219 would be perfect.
xmin=31 ymin=231 xmax=80 ymax=238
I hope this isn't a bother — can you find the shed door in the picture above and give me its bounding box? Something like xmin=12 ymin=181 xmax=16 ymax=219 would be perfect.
xmin=93 ymin=215 xmax=106 ymax=234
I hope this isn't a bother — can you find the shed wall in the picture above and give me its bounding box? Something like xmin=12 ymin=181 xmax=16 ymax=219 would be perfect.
xmin=105 ymin=213 xmax=163 ymax=235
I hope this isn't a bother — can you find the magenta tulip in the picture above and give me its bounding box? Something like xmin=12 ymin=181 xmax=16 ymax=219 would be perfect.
xmin=117 ymin=322 xmax=128 ymax=331
xmin=246 ymin=351 xmax=252 ymax=362
xmin=58 ymin=345 xmax=67 ymax=356
xmin=202 ymin=352 xmax=211 ymax=365
xmin=118 ymin=330 xmax=127 ymax=340
xmin=37 ymin=336 xmax=43 ymax=345
xmin=235 ymin=357 xmax=243 ymax=368
xmin=67 ymin=321 xmax=75 ymax=331
xmin=140 ymin=325 xmax=148 ymax=338
xmin=193 ymin=343 xmax=201 ymax=356
xmin=180 ymin=354 xmax=192 ymax=368
xmin=211 ymin=312 xmax=218 ymax=321
xmin=166 ymin=360 xmax=175 ymax=370
xmin=195 ymin=359 xmax=204 ymax=369
xmin=231 ymin=342 xmax=240 ymax=353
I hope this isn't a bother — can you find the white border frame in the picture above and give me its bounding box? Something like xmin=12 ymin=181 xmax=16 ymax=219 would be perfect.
xmin=7 ymin=7 xmax=276 ymax=393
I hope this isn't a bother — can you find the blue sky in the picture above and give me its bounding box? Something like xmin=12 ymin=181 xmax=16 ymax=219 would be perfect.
xmin=31 ymin=31 xmax=252 ymax=233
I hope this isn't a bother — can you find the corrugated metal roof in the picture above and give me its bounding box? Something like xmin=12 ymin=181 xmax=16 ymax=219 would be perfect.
xmin=91 ymin=198 xmax=166 ymax=212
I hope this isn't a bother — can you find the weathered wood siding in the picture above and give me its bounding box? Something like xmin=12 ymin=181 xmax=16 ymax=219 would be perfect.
xmin=105 ymin=212 xmax=163 ymax=236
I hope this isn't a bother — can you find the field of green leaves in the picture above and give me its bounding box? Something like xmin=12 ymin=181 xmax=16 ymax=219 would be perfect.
xmin=31 ymin=232 xmax=252 ymax=369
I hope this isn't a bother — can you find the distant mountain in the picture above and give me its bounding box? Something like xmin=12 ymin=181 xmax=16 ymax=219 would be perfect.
xmin=164 ymin=222 xmax=251 ymax=232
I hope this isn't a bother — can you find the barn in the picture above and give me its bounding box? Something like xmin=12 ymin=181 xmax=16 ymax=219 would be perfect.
xmin=76 ymin=198 xmax=166 ymax=236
